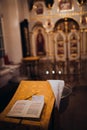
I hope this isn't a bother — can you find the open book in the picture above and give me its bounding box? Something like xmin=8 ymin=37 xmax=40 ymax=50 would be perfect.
xmin=7 ymin=95 xmax=44 ymax=119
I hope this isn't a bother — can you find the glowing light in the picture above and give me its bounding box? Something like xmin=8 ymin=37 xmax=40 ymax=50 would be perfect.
xmin=46 ymin=70 xmax=49 ymax=75
xmin=58 ymin=70 xmax=62 ymax=74
xmin=52 ymin=70 xmax=55 ymax=74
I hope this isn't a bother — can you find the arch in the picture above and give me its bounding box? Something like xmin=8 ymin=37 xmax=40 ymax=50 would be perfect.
xmin=31 ymin=22 xmax=47 ymax=56
xmin=53 ymin=17 xmax=80 ymax=62
xmin=54 ymin=17 xmax=79 ymax=32
xmin=36 ymin=29 xmax=46 ymax=56
xmin=54 ymin=31 xmax=66 ymax=61
xmin=68 ymin=30 xmax=80 ymax=60
xmin=32 ymin=21 xmax=44 ymax=31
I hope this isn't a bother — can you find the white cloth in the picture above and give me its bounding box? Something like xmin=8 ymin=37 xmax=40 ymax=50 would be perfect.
xmin=47 ymin=80 xmax=64 ymax=109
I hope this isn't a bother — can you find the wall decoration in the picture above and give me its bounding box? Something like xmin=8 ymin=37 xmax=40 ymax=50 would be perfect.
xmin=36 ymin=29 xmax=46 ymax=56
xmin=45 ymin=0 xmax=54 ymax=8
xmin=68 ymin=32 xmax=80 ymax=60
xmin=54 ymin=32 xmax=66 ymax=62
xmin=76 ymin=0 xmax=86 ymax=6
xmin=20 ymin=19 xmax=30 ymax=57
xmin=33 ymin=3 xmax=43 ymax=14
xmin=80 ymin=15 xmax=87 ymax=25
xmin=58 ymin=0 xmax=72 ymax=11
xmin=57 ymin=38 xmax=64 ymax=55
xmin=43 ymin=19 xmax=54 ymax=32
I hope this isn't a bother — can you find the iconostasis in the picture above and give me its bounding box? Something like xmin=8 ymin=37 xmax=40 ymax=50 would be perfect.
xmin=26 ymin=0 xmax=87 ymax=75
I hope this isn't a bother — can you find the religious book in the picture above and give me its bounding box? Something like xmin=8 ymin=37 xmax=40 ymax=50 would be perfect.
xmin=7 ymin=95 xmax=44 ymax=119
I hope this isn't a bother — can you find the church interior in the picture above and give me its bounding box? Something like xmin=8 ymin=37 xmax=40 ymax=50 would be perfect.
xmin=0 ymin=0 xmax=87 ymax=130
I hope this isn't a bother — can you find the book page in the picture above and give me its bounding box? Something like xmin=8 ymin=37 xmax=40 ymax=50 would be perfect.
xmin=7 ymin=98 xmax=44 ymax=119
xmin=25 ymin=101 xmax=44 ymax=118
xmin=7 ymin=100 xmax=30 ymax=117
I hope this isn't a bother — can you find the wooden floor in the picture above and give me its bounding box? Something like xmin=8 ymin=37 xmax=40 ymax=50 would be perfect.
xmin=0 ymin=77 xmax=87 ymax=130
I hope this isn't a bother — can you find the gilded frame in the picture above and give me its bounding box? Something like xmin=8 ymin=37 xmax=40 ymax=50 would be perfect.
xmin=58 ymin=0 xmax=73 ymax=11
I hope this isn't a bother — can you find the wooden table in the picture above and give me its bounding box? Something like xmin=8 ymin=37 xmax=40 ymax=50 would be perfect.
xmin=0 ymin=80 xmax=55 ymax=130
xmin=22 ymin=56 xmax=40 ymax=79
